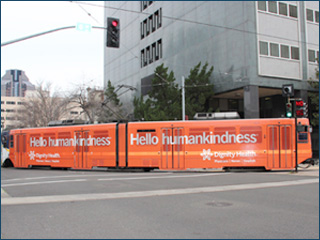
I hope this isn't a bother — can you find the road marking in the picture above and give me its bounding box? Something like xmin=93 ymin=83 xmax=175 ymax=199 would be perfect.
xmin=1 ymin=179 xmax=87 ymax=187
xmin=98 ymin=173 xmax=227 ymax=181
xmin=1 ymin=188 xmax=11 ymax=198
xmin=1 ymin=173 xmax=222 ymax=187
xmin=1 ymin=178 xmax=318 ymax=206
xmin=1 ymin=172 xmax=172 ymax=183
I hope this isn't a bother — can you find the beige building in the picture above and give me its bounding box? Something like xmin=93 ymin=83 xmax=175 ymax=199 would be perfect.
xmin=1 ymin=93 xmax=88 ymax=130
xmin=1 ymin=96 xmax=24 ymax=130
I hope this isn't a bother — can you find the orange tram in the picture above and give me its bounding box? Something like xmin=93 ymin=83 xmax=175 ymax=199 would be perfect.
xmin=2 ymin=118 xmax=313 ymax=171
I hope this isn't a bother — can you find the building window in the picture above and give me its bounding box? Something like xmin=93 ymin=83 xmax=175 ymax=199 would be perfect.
xmin=307 ymin=9 xmax=314 ymax=22
xmin=141 ymin=74 xmax=154 ymax=96
xmin=259 ymin=41 xmax=268 ymax=55
xmin=140 ymin=8 xmax=162 ymax=40
xmin=259 ymin=40 xmax=302 ymax=61
xmin=270 ymin=43 xmax=279 ymax=57
xmin=146 ymin=46 xmax=152 ymax=64
xmin=152 ymin=13 xmax=156 ymax=32
xmin=152 ymin=42 xmax=156 ymax=62
xmin=289 ymin=5 xmax=297 ymax=18
xmin=1 ymin=101 xmax=4 ymax=104
xmin=157 ymin=39 xmax=162 ymax=59
xmin=315 ymin=11 xmax=319 ymax=23
xmin=141 ymin=39 xmax=162 ymax=68
xmin=281 ymin=45 xmax=289 ymax=58
xmin=141 ymin=49 xmax=145 ymax=68
xmin=308 ymin=49 xmax=316 ymax=62
xmin=268 ymin=1 xmax=277 ymax=14
xmin=6 ymin=101 xmax=15 ymax=105
xmin=141 ymin=1 xmax=153 ymax=12
xmin=291 ymin=46 xmax=300 ymax=60
xmin=155 ymin=8 xmax=162 ymax=28
xmin=278 ymin=2 xmax=287 ymax=16
xmin=258 ymin=1 xmax=266 ymax=11
xmin=149 ymin=15 xmax=154 ymax=34
xmin=140 ymin=22 xmax=144 ymax=39
xmin=146 ymin=18 xmax=150 ymax=36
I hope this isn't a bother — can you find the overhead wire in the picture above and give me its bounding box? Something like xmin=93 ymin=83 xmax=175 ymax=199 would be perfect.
xmin=73 ymin=1 xmax=319 ymax=47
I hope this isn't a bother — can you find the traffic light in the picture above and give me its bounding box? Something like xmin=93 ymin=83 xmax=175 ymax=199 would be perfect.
xmin=304 ymin=103 xmax=308 ymax=117
xmin=295 ymin=100 xmax=308 ymax=118
xmin=286 ymin=102 xmax=292 ymax=117
xmin=282 ymin=84 xmax=294 ymax=97
xmin=107 ymin=17 xmax=120 ymax=48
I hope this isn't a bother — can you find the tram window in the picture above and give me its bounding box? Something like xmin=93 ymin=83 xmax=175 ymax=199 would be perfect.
xmin=281 ymin=126 xmax=291 ymax=150
xmin=214 ymin=127 xmax=236 ymax=144
xmin=1 ymin=135 xmax=7 ymax=147
xmin=10 ymin=135 xmax=14 ymax=148
xmin=137 ymin=129 xmax=155 ymax=133
xmin=58 ymin=132 xmax=71 ymax=138
xmin=268 ymin=127 xmax=278 ymax=150
xmin=93 ymin=130 xmax=109 ymax=137
xmin=297 ymin=125 xmax=308 ymax=132
xmin=240 ymin=126 xmax=262 ymax=143
xmin=298 ymin=133 xmax=308 ymax=143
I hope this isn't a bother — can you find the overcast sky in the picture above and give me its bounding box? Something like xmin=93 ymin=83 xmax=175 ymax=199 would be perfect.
xmin=1 ymin=1 xmax=105 ymax=93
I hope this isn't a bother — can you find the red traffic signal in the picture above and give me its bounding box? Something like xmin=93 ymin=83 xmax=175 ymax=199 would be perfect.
xmin=112 ymin=20 xmax=118 ymax=27
xmin=295 ymin=100 xmax=307 ymax=118
xmin=295 ymin=100 xmax=304 ymax=107
xmin=107 ymin=17 xmax=120 ymax=48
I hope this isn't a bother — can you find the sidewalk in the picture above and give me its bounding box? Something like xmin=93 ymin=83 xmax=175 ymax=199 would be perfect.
xmin=289 ymin=165 xmax=319 ymax=177
xmin=184 ymin=165 xmax=319 ymax=176
xmin=267 ymin=165 xmax=319 ymax=177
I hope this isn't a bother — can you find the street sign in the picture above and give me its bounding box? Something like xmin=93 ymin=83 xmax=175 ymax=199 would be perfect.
xmin=76 ymin=23 xmax=92 ymax=32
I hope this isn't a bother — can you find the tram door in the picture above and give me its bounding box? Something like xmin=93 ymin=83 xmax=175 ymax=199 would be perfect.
xmin=267 ymin=125 xmax=293 ymax=169
xmin=161 ymin=128 xmax=185 ymax=170
xmin=16 ymin=134 xmax=27 ymax=168
xmin=74 ymin=130 xmax=90 ymax=169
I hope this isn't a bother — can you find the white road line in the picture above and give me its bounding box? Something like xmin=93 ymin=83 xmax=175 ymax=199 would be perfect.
xmin=1 ymin=172 xmax=172 ymax=183
xmin=1 ymin=188 xmax=11 ymax=198
xmin=1 ymin=179 xmax=87 ymax=187
xmin=1 ymin=178 xmax=318 ymax=206
xmin=98 ymin=172 xmax=227 ymax=181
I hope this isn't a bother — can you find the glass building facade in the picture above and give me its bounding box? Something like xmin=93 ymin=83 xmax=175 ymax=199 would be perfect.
xmin=104 ymin=1 xmax=319 ymax=119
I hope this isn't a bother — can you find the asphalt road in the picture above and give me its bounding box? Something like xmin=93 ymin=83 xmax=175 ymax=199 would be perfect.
xmin=1 ymin=167 xmax=319 ymax=239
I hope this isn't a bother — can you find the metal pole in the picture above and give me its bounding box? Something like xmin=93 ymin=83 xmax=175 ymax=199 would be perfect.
xmin=293 ymin=99 xmax=298 ymax=172
xmin=1 ymin=26 xmax=107 ymax=47
xmin=182 ymin=76 xmax=185 ymax=121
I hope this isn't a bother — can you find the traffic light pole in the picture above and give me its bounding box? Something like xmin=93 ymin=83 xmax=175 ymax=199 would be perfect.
xmin=1 ymin=26 xmax=107 ymax=47
xmin=291 ymin=98 xmax=298 ymax=173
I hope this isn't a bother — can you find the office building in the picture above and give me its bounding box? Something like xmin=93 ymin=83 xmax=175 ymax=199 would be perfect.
xmin=1 ymin=69 xmax=36 ymax=97
xmin=104 ymin=1 xmax=319 ymax=119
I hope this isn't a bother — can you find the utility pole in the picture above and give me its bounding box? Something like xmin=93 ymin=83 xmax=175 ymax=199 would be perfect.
xmin=182 ymin=76 xmax=185 ymax=121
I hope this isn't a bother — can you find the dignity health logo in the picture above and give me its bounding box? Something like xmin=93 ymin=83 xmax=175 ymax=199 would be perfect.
xmin=28 ymin=151 xmax=60 ymax=160
xmin=200 ymin=149 xmax=213 ymax=160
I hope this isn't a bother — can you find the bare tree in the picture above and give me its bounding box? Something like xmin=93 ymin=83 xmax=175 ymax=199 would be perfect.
xmin=68 ymin=83 xmax=105 ymax=123
xmin=17 ymin=82 xmax=70 ymax=128
xmin=68 ymin=80 xmax=134 ymax=123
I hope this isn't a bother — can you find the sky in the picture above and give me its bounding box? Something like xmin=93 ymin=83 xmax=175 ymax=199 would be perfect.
xmin=1 ymin=1 xmax=105 ymax=93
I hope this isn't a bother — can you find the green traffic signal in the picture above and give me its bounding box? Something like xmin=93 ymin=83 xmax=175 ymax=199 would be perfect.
xmin=286 ymin=103 xmax=292 ymax=118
